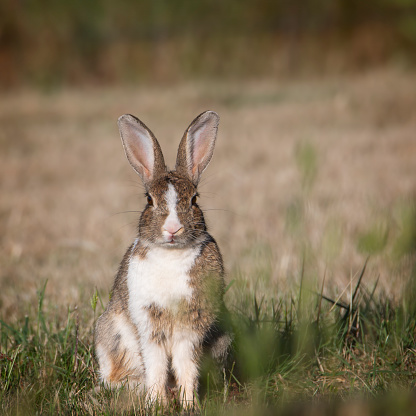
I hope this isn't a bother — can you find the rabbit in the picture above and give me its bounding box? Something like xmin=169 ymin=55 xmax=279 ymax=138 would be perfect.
xmin=95 ymin=111 xmax=231 ymax=406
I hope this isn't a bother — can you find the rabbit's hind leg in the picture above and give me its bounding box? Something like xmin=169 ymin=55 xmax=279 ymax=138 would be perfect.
xmin=95 ymin=312 xmax=144 ymax=389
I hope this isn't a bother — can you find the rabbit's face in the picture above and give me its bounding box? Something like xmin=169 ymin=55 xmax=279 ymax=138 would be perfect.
xmin=117 ymin=110 xmax=219 ymax=249
xmin=138 ymin=172 xmax=206 ymax=248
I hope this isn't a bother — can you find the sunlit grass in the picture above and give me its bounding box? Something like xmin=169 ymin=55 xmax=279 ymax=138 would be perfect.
xmin=1 ymin=70 xmax=416 ymax=414
xmin=1 ymin=252 xmax=416 ymax=415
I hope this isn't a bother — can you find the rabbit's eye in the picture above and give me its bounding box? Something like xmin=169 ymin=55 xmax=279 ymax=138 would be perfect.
xmin=191 ymin=195 xmax=198 ymax=206
xmin=146 ymin=194 xmax=153 ymax=206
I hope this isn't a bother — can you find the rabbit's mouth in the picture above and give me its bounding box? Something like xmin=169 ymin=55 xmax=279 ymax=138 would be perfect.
xmin=161 ymin=235 xmax=192 ymax=248
xmin=162 ymin=236 xmax=182 ymax=247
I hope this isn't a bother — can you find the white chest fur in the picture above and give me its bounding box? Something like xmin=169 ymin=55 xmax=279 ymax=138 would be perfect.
xmin=127 ymin=246 xmax=199 ymax=326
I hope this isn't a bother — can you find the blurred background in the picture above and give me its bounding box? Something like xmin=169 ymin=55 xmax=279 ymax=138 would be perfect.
xmin=1 ymin=0 xmax=416 ymax=88
xmin=1 ymin=0 xmax=416 ymax=319
xmin=1 ymin=2 xmax=416 ymax=413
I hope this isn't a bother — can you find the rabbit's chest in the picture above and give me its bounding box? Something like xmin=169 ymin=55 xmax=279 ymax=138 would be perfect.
xmin=127 ymin=246 xmax=199 ymax=318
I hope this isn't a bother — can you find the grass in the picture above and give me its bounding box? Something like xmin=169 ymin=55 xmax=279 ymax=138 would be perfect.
xmin=1 ymin=68 xmax=416 ymax=414
xmin=1 ymin=258 xmax=416 ymax=415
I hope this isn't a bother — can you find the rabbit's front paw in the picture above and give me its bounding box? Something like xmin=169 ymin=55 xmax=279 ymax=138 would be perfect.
xmin=143 ymin=342 xmax=169 ymax=404
xmin=171 ymin=333 xmax=199 ymax=406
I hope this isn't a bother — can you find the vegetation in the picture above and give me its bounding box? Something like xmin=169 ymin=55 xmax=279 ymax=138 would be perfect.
xmin=1 ymin=67 xmax=415 ymax=413
xmin=2 ymin=128 xmax=416 ymax=413
xmin=1 ymin=0 xmax=416 ymax=87
xmin=1 ymin=257 xmax=416 ymax=414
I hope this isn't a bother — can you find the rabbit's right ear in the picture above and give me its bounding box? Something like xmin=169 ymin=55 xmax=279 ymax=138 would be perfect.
xmin=175 ymin=111 xmax=219 ymax=185
xmin=118 ymin=114 xmax=166 ymax=185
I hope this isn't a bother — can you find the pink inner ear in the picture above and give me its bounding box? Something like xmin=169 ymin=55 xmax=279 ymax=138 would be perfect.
xmin=120 ymin=120 xmax=155 ymax=181
xmin=188 ymin=121 xmax=216 ymax=178
xmin=129 ymin=136 xmax=153 ymax=177
xmin=191 ymin=133 xmax=211 ymax=173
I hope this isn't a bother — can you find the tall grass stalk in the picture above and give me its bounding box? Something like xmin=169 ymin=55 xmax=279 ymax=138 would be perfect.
xmin=1 ymin=263 xmax=416 ymax=414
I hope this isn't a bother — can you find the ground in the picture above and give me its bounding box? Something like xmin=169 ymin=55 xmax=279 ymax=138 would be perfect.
xmin=1 ymin=67 xmax=416 ymax=415
xmin=1 ymin=67 xmax=415 ymax=320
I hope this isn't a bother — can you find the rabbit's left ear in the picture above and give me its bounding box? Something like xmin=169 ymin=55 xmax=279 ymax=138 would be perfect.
xmin=175 ymin=111 xmax=219 ymax=185
xmin=118 ymin=114 xmax=166 ymax=186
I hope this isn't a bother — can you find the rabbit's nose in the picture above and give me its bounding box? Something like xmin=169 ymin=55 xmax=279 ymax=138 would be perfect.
xmin=163 ymin=225 xmax=184 ymax=236
xmin=172 ymin=226 xmax=184 ymax=236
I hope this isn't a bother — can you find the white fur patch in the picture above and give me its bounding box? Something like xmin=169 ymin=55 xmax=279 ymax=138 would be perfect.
xmin=162 ymin=183 xmax=182 ymax=235
xmin=171 ymin=330 xmax=200 ymax=400
xmin=127 ymin=246 xmax=198 ymax=324
xmin=165 ymin=183 xmax=178 ymax=213
xmin=142 ymin=341 xmax=169 ymax=400
xmin=113 ymin=314 xmax=142 ymax=360
xmin=126 ymin=245 xmax=200 ymax=397
xmin=96 ymin=313 xmax=144 ymax=387
xmin=132 ymin=237 xmax=139 ymax=252
xmin=96 ymin=344 xmax=112 ymax=382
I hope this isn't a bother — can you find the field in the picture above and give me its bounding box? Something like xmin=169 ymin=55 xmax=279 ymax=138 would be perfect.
xmin=1 ymin=67 xmax=416 ymax=414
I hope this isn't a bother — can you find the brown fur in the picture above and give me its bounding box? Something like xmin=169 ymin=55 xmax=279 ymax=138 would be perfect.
xmin=95 ymin=111 xmax=231 ymax=401
xmin=142 ymin=237 xmax=225 ymax=343
xmin=95 ymin=310 xmax=142 ymax=384
xmin=138 ymin=172 xmax=206 ymax=248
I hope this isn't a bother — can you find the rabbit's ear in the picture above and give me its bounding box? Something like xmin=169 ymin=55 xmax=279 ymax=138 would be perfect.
xmin=118 ymin=114 xmax=166 ymax=185
xmin=175 ymin=111 xmax=219 ymax=185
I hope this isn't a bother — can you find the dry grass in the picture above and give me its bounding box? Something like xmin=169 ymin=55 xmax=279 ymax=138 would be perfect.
xmin=1 ymin=67 xmax=416 ymax=322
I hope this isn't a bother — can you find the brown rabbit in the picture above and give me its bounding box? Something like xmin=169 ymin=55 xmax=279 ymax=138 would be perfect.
xmin=95 ymin=111 xmax=230 ymax=405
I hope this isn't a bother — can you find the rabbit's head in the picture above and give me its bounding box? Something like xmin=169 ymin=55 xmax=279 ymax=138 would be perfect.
xmin=118 ymin=111 xmax=219 ymax=248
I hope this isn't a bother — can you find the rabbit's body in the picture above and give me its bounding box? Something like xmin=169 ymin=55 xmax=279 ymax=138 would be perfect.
xmin=95 ymin=112 xmax=229 ymax=404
